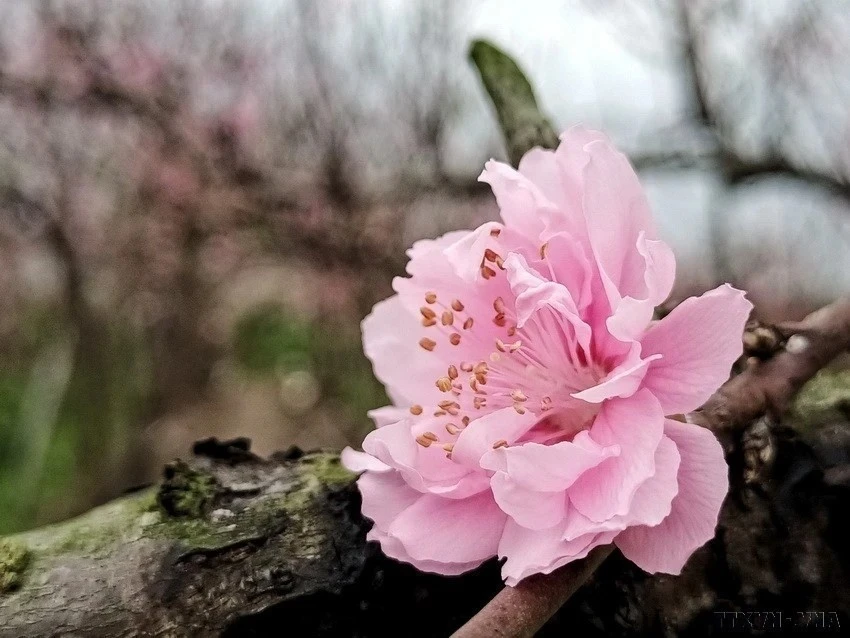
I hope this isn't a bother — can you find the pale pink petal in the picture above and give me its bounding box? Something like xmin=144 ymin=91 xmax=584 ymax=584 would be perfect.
xmin=479 ymin=160 xmax=556 ymax=241
xmin=615 ymin=419 xmax=729 ymax=574
xmin=499 ymin=518 xmax=616 ymax=586
xmin=538 ymin=232 xmax=594 ymax=310
xmin=569 ymin=390 xmax=665 ymax=521
xmin=341 ymin=447 xmax=390 ymax=473
xmin=452 ymin=407 xmax=539 ymax=470
xmin=563 ymin=435 xmax=680 ymax=539
xmin=581 ymin=140 xmax=656 ymax=299
xmin=388 ymin=491 xmax=507 ymax=563
xmin=480 ymin=432 xmax=619 ymax=491
xmin=361 ymin=295 xmax=447 ymax=406
xmin=367 ymin=528 xmax=483 ymax=576
xmin=490 ymin=472 xmax=567 ymax=530
xmin=363 ymin=419 xmax=488 ymax=498
xmin=503 ymin=253 xmax=592 ymax=355
xmin=571 ymin=343 xmax=661 ymax=404
xmin=367 ymin=406 xmax=409 ymax=428
xmin=640 ymin=284 xmax=752 ymax=414
xmin=359 ymin=470 xmax=421 ymax=529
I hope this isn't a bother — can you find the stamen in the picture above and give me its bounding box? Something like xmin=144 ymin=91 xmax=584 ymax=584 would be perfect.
xmin=425 ymin=292 xmax=437 ymax=304
xmin=420 ymin=306 xmax=436 ymax=320
xmin=433 ymin=410 xmax=446 ymax=417
xmin=474 ymin=397 xmax=487 ymax=409
xmin=436 ymin=377 xmax=452 ymax=392
xmin=539 ymin=242 xmax=548 ymax=259
xmin=473 ymin=362 xmax=489 ymax=375
xmin=441 ymin=311 xmax=454 ymax=326
xmin=540 ymin=396 xmax=553 ymax=411
xmin=451 ymin=299 xmax=465 ymax=312
xmin=462 ymin=416 xmax=470 ymax=426
xmin=511 ymin=389 xmax=528 ymax=402
xmin=447 ymin=365 xmax=458 ymax=379
xmin=507 ymin=325 xmax=517 ymax=337
xmin=490 ymin=352 xmax=501 ymax=362
xmin=496 ymin=339 xmax=507 ymax=352
xmin=422 ymin=317 xmax=437 ymax=327
xmin=508 ymin=340 xmax=523 ymax=353
xmin=409 ymin=404 xmax=423 ymax=415
xmin=416 ymin=435 xmax=433 ymax=447
xmin=481 ymin=265 xmax=496 ymax=279
xmin=449 ymin=333 xmax=461 ymax=346
xmin=460 ymin=362 xmax=474 ymax=372
xmin=513 ymin=403 xmax=526 ymax=415
xmin=446 ymin=423 xmax=460 ymax=435
xmin=463 ymin=317 xmax=474 ymax=330
xmin=492 ymin=439 xmax=508 ymax=449
xmin=489 ymin=228 xmax=501 ymax=237
xmin=484 ymin=248 xmax=500 ymax=262
xmin=423 ymin=431 xmax=439 ymax=441
xmin=493 ymin=313 xmax=507 ymax=327
xmin=493 ymin=297 xmax=506 ymax=313
xmin=442 ymin=443 xmax=454 ymax=453
xmin=419 ymin=337 xmax=437 ymax=351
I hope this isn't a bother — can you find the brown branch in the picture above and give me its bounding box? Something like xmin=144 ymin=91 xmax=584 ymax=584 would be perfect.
xmin=452 ymin=297 xmax=850 ymax=637
xmin=450 ymin=546 xmax=613 ymax=638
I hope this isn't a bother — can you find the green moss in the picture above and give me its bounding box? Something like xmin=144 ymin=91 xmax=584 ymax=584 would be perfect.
xmin=233 ymin=305 xmax=313 ymax=375
xmin=157 ymin=461 xmax=220 ymax=519
xmin=0 ymin=538 xmax=31 ymax=593
xmin=301 ymin=452 xmax=355 ymax=487
xmin=789 ymin=369 xmax=850 ymax=428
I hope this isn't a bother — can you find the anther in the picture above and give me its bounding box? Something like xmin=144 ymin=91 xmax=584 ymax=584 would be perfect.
xmin=490 ymin=352 xmax=501 ymax=362
xmin=463 ymin=317 xmax=474 ymax=330
xmin=425 ymin=292 xmax=437 ymax=304
xmin=492 ymin=439 xmax=508 ymax=449
xmin=507 ymin=325 xmax=517 ymax=337
xmin=423 ymin=431 xmax=439 ymax=441
xmin=513 ymin=403 xmax=526 ymax=415
xmin=493 ymin=313 xmax=507 ymax=327
xmin=473 ymin=362 xmax=488 ymax=375
xmin=420 ymin=306 xmax=436 ymax=320
xmin=441 ymin=311 xmax=454 ymax=326
xmin=496 ymin=339 xmax=507 ymax=352
xmin=462 ymin=416 xmax=470 ymax=426
xmin=419 ymin=337 xmax=437 ymax=351
xmin=484 ymin=248 xmax=500 ymax=263
xmin=511 ymin=389 xmax=528 ymax=402
xmin=489 ymin=228 xmax=501 ymax=237
xmin=493 ymin=297 xmax=506 ymax=313
xmin=442 ymin=443 xmax=454 ymax=453
xmin=460 ymin=362 xmax=474 ymax=372
xmin=448 ymin=365 xmax=458 ymax=379
xmin=409 ymin=404 xmax=423 ymax=415
xmin=451 ymin=299 xmax=465 ymax=312
xmin=416 ymin=435 xmax=433 ymax=447
xmin=422 ymin=317 xmax=436 ymax=327
xmin=508 ymin=340 xmax=523 ymax=353
xmin=446 ymin=423 xmax=460 ymax=435
xmin=539 ymin=242 xmax=548 ymax=259
xmin=481 ymin=266 xmax=496 ymax=279
xmin=436 ymin=377 xmax=452 ymax=392
xmin=474 ymin=397 xmax=487 ymax=409
xmin=449 ymin=333 xmax=461 ymax=346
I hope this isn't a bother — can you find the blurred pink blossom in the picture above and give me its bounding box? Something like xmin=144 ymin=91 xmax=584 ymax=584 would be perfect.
xmin=344 ymin=127 xmax=752 ymax=585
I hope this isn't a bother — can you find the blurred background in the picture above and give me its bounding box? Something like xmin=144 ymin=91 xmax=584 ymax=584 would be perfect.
xmin=0 ymin=0 xmax=849 ymax=534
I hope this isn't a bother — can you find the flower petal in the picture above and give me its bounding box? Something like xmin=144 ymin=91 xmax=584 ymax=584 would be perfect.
xmin=563 ymin=434 xmax=680 ymax=540
xmin=479 ymin=160 xmax=556 ymax=241
xmin=388 ymin=491 xmax=506 ymax=564
xmin=480 ymin=432 xmax=619 ymax=491
xmin=490 ymin=472 xmax=567 ymax=530
xmin=569 ymin=390 xmax=665 ymax=522
xmin=452 ymin=407 xmax=539 ymax=470
xmin=571 ymin=343 xmax=661 ymax=404
xmin=615 ymin=419 xmax=729 ymax=574
xmin=359 ymin=469 xmax=421 ymax=530
xmin=499 ymin=518 xmax=616 ymax=586
xmin=368 ymin=528 xmax=483 ymax=576
xmin=640 ymin=284 xmax=752 ymax=414
xmin=341 ymin=447 xmax=390 ymax=473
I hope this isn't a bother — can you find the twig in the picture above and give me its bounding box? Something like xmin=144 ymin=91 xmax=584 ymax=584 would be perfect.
xmin=451 ymin=546 xmax=613 ymax=638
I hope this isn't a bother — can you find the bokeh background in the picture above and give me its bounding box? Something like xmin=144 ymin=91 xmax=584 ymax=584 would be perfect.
xmin=1 ymin=0 xmax=849 ymax=534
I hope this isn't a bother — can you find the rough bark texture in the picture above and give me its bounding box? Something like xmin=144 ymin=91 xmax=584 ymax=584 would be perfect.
xmin=1 ymin=405 xmax=849 ymax=638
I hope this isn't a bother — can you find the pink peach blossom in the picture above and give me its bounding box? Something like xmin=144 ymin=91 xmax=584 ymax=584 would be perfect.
xmin=343 ymin=127 xmax=752 ymax=586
